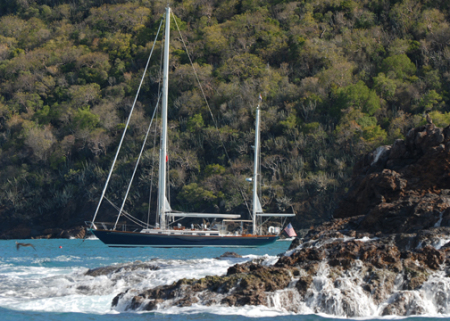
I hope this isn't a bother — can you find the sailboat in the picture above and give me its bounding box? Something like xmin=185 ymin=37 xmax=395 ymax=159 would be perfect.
xmin=88 ymin=6 xmax=295 ymax=248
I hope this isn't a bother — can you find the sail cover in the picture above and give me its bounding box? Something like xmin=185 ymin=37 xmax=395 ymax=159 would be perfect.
xmin=256 ymin=213 xmax=296 ymax=217
xmin=256 ymin=195 xmax=263 ymax=213
xmin=167 ymin=213 xmax=241 ymax=218
xmin=164 ymin=197 xmax=172 ymax=212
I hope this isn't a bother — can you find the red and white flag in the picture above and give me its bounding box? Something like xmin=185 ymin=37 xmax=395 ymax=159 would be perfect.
xmin=284 ymin=223 xmax=297 ymax=237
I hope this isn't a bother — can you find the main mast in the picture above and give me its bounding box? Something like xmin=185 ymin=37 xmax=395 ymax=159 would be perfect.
xmin=159 ymin=7 xmax=171 ymax=230
xmin=252 ymin=102 xmax=260 ymax=235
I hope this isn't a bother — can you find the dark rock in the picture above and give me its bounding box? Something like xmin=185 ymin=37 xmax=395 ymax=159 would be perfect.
xmin=335 ymin=124 xmax=450 ymax=229
xmin=144 ymin=299 xmax=164 ymax=311
xmin=217 ymin=252 xmax=242 ymax=259
xmin=86 ymin=262 xmax=159 ymax=277
xmin=61 ymin=227 xmax=86 ymax=239
xmin=177 ymin=296 xmax=199 ymax=307
xmin=418 ymin=246 xmax=444 ymax=270
xmin=394 ymin=233 xmax=417 ymax=251
xmin=112 ymin=290 xmax=128 ymax=307
xmin=288 ymin=237 xmax=302 ymax=250
xmin=296 ymin=275 xmax=313 ymax=296
xmin=113 ymin=264 xmax=292 ymax=311
xmin=227 ymin=262 xmax=251 ymax=275
xmin=1 ymin=227 xmax=32 ymax=239
xmin=389 ymin=139 xmax=407 ymax=160
xmin=129 ymin=296 xmax=145 ymax=310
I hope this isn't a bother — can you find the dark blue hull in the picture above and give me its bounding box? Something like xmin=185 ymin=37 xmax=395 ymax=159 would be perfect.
xmin=91 ymin=229 xmax=278 ymax=248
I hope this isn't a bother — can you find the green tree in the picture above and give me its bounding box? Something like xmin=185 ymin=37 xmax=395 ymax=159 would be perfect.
xmin=204 ymin=164 xmax=226 ymax=177
xmin=187 ymin=113 xmax=205 ymax=132
xmin=380 ymin=54 xmax=416 ymax=80
xmin=68 ymin=84 xmax=101 ymax=108
xmin=335 ymin=81 xmax=381 ymax=116
xmin=420 ymin=90 xmax=443 ymax=111
xmin=76 ymin=53 xmax=111 ymax=84
xmin=177 ymin=183 xmax=217 ymax=209
xmin=218 ymin=53 xmax=265 ymax=81
xmin=426 ymin=111 xmax=450 ymax=127
xmin=99 ymin=32 xmax=134 ymax=60
xmin=74 ymin=106 xmax=99 ymax=130
xmin=373 ymin=73 xmax=397 ymax=99
xmin=87 ymin=4 xmax=151 ymax=33
xmin=24 ymin=124 xmax=55 ymax=161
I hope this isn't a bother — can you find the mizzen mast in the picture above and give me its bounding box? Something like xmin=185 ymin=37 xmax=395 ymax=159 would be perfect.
xmin=252 ymin=97 xmax=261 ymax=235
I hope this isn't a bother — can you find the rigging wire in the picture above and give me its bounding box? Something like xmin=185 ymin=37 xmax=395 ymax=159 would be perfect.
xmin=90 ymin=17 xmax=164 ymax=230
xmin=171 ymin=12 xmax=252 ymax=216
xmin=104 ymin=197 xmax=150 ymax=228
xmin=113 ymin=91 xmax=162 ymax=230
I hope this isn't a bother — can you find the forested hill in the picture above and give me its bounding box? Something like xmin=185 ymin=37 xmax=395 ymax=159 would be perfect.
xmin=0 ymin=0 xmax=449 ymax=237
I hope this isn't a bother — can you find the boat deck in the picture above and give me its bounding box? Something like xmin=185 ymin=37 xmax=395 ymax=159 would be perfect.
xmin=140 ymin=228 xmax=276 ymax=237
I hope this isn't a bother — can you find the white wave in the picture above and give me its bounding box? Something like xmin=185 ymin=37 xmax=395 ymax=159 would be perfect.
xmin=416 ymin=237 xmax=450 ymax=250
xmin=434 ymin=239 xmax=450 ymax=250
xmin=284 ymin=236 xmax=357 ymax=257
xmin=0 ymin=294 xmax=117 ymax=314
xmin=278 ymin=238 xmax=295 ymax=242
xmin=372 ymin=146 xmax=386 ymax=165
xmin=435 ymin=211 xmax=444 ymax=228
xmin=267 ymin=288 xmax=310 ymax=314
xmin=354 ymin=236 xmax=378 ymax=242
xmin=0 ymin=255 xmax=260 ymax=314
xmin=151 ymin=303 xmax=296 ymax=317
xmin=241 ymin=254 xmax=279 ymax=266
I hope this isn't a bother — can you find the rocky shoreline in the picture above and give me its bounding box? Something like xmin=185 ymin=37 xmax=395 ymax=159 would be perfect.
xmin=0 ymin=225 xmax=86 ymax=240
xmin=110 ymin=123 xmax=450 ymax=317
xmin=109 ymin=218 xmax=450 ymax=316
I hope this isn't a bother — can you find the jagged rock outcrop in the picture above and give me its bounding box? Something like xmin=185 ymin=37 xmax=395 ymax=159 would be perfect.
xmin=334 ymin=124 xmax=450 ymax=234
xmin=110 ymin=124 xmax=450 ymax=317
xmin=111 ymin=260 xmax=294 ymax=310
xmin=85 ymin=261 xmax=159 ymax=277
xmin=113 ymin=262 xmax=293 ymax=311
xmin=216 ymin=252 xmax=242 ymax=259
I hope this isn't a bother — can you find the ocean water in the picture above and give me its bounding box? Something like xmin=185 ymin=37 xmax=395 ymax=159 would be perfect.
xmin=0 ymin=238 xmax=443 ymax=321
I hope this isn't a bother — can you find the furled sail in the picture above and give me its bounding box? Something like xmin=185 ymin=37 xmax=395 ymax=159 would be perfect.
xmin=255 ymin=195 xmax=263 ymax=214
xmin=164 ymin=196 xmax=172 ymax=212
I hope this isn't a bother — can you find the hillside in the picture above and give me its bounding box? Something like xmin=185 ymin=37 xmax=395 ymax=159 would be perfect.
xmin=1 ymin=0 xmax=450 ymax=238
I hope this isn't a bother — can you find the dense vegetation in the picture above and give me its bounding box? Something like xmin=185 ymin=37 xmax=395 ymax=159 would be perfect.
xmin=1 ymin=0 xmax=450 ymax=233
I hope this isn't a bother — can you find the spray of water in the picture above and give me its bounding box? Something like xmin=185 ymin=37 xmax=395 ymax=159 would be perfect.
xmin=371 ymin=146 xmax=386 ymax=165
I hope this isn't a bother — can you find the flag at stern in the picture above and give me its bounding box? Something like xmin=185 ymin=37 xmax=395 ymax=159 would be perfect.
xmin=284 ymin=223 xmax=297 ymax=237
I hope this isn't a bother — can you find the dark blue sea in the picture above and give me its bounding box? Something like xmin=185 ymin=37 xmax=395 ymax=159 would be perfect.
xmin=0 ymin=238 xmax=442 ymax=320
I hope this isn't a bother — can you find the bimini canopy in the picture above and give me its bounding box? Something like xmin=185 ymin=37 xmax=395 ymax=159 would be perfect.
xmin=256 ymin=213 xmax=296 ymax=217
xmin=167 ymin=212 xmax=241 ymax=219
